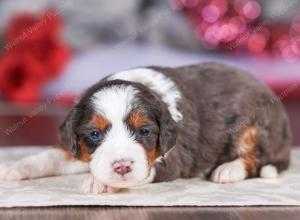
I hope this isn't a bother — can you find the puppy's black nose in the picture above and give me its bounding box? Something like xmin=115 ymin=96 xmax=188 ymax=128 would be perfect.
xmin=112 ymin=159 xmax=133 ymax=175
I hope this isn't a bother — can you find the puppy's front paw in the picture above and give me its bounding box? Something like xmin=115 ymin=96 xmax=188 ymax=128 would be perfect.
xmin=0 ymin=163 xmax=24 ymax=181
xmin=211 ymin=159 xmax=247 ymax=184
xmin=81 ymin=175 xmax=120 ymax=194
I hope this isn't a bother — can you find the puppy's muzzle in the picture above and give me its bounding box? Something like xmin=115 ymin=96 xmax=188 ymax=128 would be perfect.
xmin=112 ymin=159 xmax=134 ymax=176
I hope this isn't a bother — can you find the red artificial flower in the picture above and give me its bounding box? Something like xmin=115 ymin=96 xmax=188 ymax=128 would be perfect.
xmin=0 ymin=52 xmax=46 ymax=102
xmin=4 ymin=10 xmax=70 ymax=76
xmin=4 ymin=10 xmax=61 ymax=47
xmin=28 ymin=37 xmax=71 ymax=76
xmin=0 ymin=9 xmax=71 ymax=103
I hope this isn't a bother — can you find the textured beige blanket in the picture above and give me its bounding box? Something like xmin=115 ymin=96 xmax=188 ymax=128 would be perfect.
xmin=0 ymin=147 xmax=299 ymax=208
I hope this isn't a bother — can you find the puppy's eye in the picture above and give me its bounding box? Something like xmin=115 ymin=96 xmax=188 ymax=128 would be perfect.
xmin=139 ymin=128 xmax=150 ymax=137
xmin=89 ymin=129 xmax=102 ymax=141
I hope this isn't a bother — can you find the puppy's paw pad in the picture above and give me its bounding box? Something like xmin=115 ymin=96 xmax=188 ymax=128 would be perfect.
xmin=81 ymin=175 xmax=120 ymax=194
xmin=211 ymin=159 xmax=247 ymax=184
xmin=0 ymin=163 xmax=23 ymax=181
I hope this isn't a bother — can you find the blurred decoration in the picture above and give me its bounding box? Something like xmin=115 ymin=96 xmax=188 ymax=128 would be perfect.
xmin=0 ymin=10 xmax=70 ymax=103
xmin=170 ymin=0 xmax=300 ymax=60
xmin=0 ymin=0 xmax=201 ymax=52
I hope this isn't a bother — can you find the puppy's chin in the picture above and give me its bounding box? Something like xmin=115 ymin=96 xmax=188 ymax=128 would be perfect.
xmin=105 ymin=179 xmax=144 ymax=188
xmin=92 ymin=169 xmax=152 ymax=188
xmin=97 ymin=175 xmax=148 ymax=188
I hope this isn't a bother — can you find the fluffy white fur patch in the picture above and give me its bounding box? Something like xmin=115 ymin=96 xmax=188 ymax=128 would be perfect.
xmin=260 ymin=165 xmax=278 ymax=178
xmin=211 ymin=159 xmax=247 ymax=184
xmin=0 ymin=149 xmax=89 ymax=181
xmin=108 ymin=68 xmax=183 ymax=122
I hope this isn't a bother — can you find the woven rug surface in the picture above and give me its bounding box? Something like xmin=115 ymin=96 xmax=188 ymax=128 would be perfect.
xmin=0 ymin=147 xmax=299 ymax=208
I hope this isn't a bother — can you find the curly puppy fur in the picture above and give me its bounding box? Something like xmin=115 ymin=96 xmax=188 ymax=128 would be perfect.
xmin=0 ymin=62 xmax=291 ymax=191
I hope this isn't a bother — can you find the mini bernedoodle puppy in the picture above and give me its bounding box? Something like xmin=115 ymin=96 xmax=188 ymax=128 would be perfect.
xmin=0 ymin=63 xmax=291 ymax=193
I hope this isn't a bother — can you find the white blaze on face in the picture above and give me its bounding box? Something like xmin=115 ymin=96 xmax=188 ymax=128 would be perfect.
xmin=90 ymin=85 xmax=150 ymax=188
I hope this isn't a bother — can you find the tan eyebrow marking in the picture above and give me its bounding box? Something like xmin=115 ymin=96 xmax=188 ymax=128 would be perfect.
xmin=128 ymin=111 xmax=149 ymax=129
xmin=91 ymin=114 xmax=110 ymax=131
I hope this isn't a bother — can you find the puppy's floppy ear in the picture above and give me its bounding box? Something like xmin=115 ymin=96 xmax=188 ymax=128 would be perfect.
xmin=157 ymin=104 xmax=178 ymax=156
xmin=58 ymin=107 xmax=80 ymax=157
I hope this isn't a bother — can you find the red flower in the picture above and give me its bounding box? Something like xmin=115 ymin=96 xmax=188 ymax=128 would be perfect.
xmin=4 ymin=10 xmax=61 ymax=47
xmin=0 ymin=52 xmax=46 ymax=102
xmin=28 ymin=37 xmax=71 ymax=76
xmin=0 ymin=10 xmax=71 ymax=103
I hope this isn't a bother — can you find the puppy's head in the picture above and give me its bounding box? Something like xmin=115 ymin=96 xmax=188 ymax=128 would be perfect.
xmin=59 ymin=80 xmax=177 ymax=188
